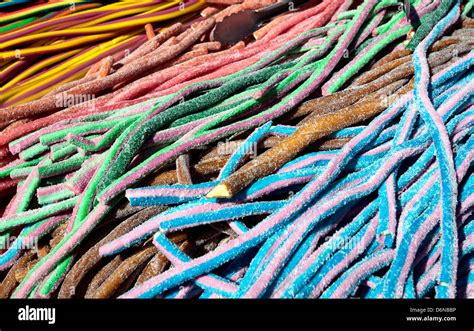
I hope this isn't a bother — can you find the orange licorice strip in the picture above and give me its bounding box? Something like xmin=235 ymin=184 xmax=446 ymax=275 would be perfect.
xmin=145 ymin=23 xmax=156 ymax=40
xmin=253 ymin=13 xmax=294 ymax=40
xmin=192 ymin=41 xmax=222 ymax=51
xmin=98 ymin=56 xmax=113 ymax=77
xmin=201 ymin=6 xmax=219 ymax=17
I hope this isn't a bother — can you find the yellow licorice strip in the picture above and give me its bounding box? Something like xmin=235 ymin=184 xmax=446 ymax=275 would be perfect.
xmin=1 ymin=49 xmax=80 ymax=90
xmin=0 ymin=2 xmax=85 ymax=25
xmin=73 ymin=2 xmax=167 ymax=28
xmin=0 ymin=33 xmax=117 ymax=60
xmin=0 ymin=0 xmax=202 ymax=50
xmin=4 ymin=33 xmax=140 ymax=105
xmin=0 ymin=1 xmax=148 ymax=42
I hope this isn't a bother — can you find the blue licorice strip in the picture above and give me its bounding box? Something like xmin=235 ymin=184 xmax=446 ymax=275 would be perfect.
xmin=320 ymin=249 xmax=393 ymax=298
xmin=127 ymin=182 xmax=217 ymax=206
xmin=377 ymin=105 xmax=418 ymax=247
xmin=280 ymin=201 xmax=378 ymax=298
xmin=382 ymin=199 xmax=439 ymax=298
xmin=413 ymin=1 xmax=462 ymax=298
xmin=159 ymin=201 xmax=285 ymax=232
xmin=296 ymin=218 xmax=376 ymax=298
xmin=154 ymin=233 xmax=237 ymax=297
xmin=234 ymin=227 xmax=287 ymax=297
xmin=218 ymin=122 xmax=272 ymax=179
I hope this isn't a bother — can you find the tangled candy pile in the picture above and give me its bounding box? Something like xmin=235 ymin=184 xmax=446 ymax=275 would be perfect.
xmin=0 ymin=0 xmax=473 ymax=298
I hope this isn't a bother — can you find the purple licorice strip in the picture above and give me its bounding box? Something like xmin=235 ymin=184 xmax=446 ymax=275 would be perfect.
xmin=326 ymin=249 xmax=395 ymax=298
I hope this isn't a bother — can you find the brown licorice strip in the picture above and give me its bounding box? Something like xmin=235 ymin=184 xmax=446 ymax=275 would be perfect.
xmin=84 ymin=255 xmax=123 ymax=298
xmin=289 ymin=42 xmax=469 ymax=121
xmin=461 ymin=17 xmax=474 ymax=28
xmin=58 ymin=206 xmax=166 ymax=298
xmin=116 ymin=24 xmax=183 ymax=68
xmin=0 ymin=251 xmax=33 ymax=298
xmin=207 ymin=81 xmax=414 ymax=198
xmin=297 ymin=79 xmax=408 ymax=126
xmin=352 ymin=37 xmax=464 ymax=87
xmin=86 ymin=245 xmax=158 ymax=298
xmin=369 ymin=48 xmax=412 ymax=67
xmin=135 ymin=251 xmax=170 ymax=286
xmin=242 ymin=0 xmax=277 ymax=10
xmin=171 ymin=48 xmax=209 ymax=65
xmin=176 ymin=154 xmax=193 ymax=185
xmin=214 ymin=4 xmax=243 ymax=22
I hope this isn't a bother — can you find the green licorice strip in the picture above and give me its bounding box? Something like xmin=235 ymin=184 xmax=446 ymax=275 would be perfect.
xmin=0 ymin=196 xmax=78 ymax=232
xmin=39 ymin=255 xmax=74 ymax=297
xmin=38 ymin=188 xmax=75 ymax=205
xmin=9 ymin=111 xmax=120 ymax=149
xmin=14 ymin=203 xmax=114 ymax=298
xmin=66 ymin=154 xmax=105 ymax=188
xmin=97 ymin=6 xmax=375 ymax=201
xmin=337 ymin=9 xmax=356 ymax=20
xmin=463 ymin=0 xmax=473 ymax=15
xmin=407 ymin=0 xmax=456 ymax=50
xmin=51 ymin=144 xmax=78 ymax=162
xmin=37 ymin=154 xmax=91 ymax=178
xmin=72 ymin=26 xmax=340 ymax=226
xmin=169 ymin=86 xmax=261 ymax=128
xmin=0 ymin=158 xmax=42 ymax=178
xmin=19 ymin=143 xmax=49 ymax=161
xmin=50 ymin=134 xmax=100 ymax=161
xmin=39 ymin=118 xmax=133 ymax=146
xmin=258 ymin=26 xmax=346 ymax=98
xmin=69 ymin=121 xmax=132 ymax=153
xmin=0 ymin=16 xmax=37 ymax=33
xmin=14 ymin=161 xmax=50 ymax=213
xmin=74 ymin=115 xmax=146 ymax=225
xmin=28 ymin=284 xmax=39 ymax=299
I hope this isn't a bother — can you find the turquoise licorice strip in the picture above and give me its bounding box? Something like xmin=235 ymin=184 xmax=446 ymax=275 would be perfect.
xmin=411 ymin=1 xmax=461 ymax=298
